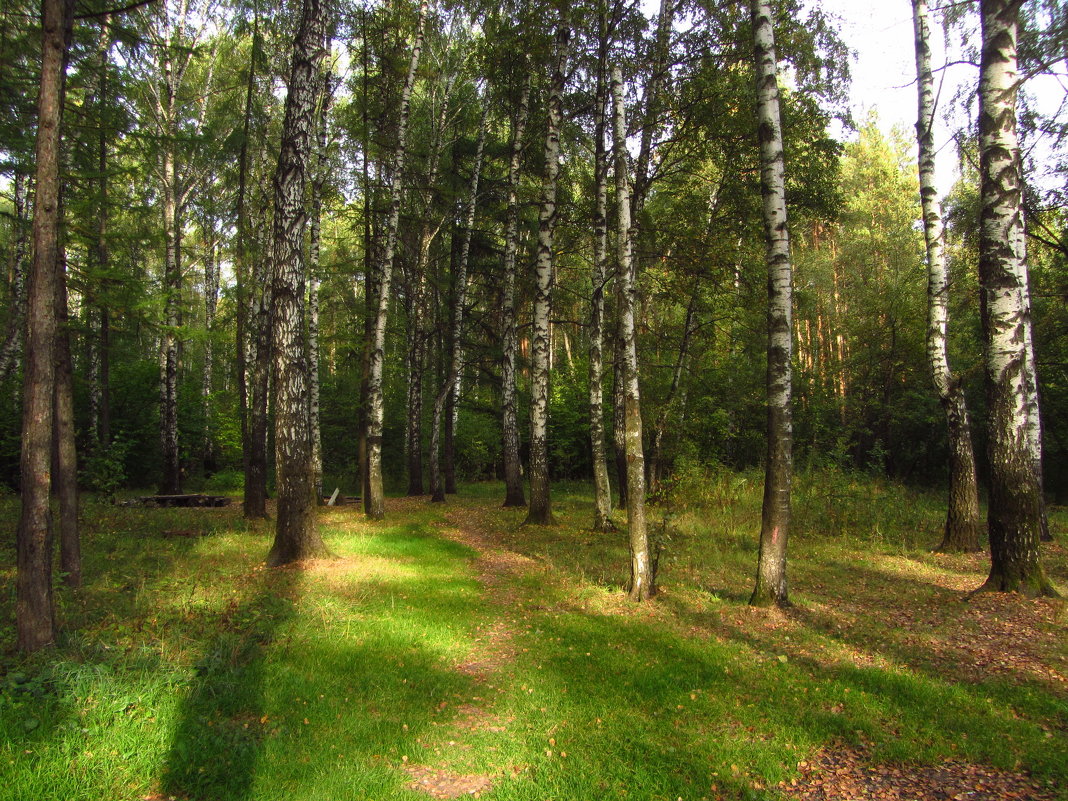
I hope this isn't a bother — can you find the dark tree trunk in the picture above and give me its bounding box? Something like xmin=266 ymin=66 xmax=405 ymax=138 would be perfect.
xmin=266 ymin=0 xmax=329 ymax=567
xmin=0 ymin=172 xmax=29 ymax=383
xmin=54 ymin=240 xmax=79 ymax=588
xmin=17 ymin=0 xmax=73 ymax=652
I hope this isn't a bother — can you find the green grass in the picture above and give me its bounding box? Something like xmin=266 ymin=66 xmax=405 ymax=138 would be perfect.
xmin=0 ymin=472 xmax=1066 ymax=800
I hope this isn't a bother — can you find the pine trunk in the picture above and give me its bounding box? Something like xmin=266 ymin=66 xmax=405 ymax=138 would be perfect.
xmin=365 ymin=0 xmax=428 ymax=519
xmin=912 ymin=0 xmax=983 ymax=553
xmin=750 ymin=0 xmax=793 ymax=608
xmin=17 ymin=0 xmax=72 ymax=652
xmin=500 ymin=74 xmax=530 ymax=509
xmin=524 ymin=29 xmax=568 ymax=527
xmin=54 ymin=240 xmax=79 ymax=588
xmin=266 ymin=0 xmax=329 ymax=567
xmin=976 ymin=0 xmax=1057 ymax=597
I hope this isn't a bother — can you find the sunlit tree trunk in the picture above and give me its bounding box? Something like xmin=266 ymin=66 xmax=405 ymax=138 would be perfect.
xmin=524 ymin=27 xmax=568 ymax=526
xmin=17 ymin=0 xmax=73 ymax=652
xmin=589 ymin=28 xmax=613 ymax=532
xmin=501 ymin=73 xmax=530 ymax=509
xmin=912 ymin=0 xmax=983 ymax=553
xmin=431 ymin=104 xmax=487 ymax=502
xmin=365 ymin=0 xmax=428 ymax=519
xmin=750 ymin=0 xmax=793 ymax=608
xmin=611 ymin=65 xmax=652 ymax=599
xmin=976 ymin=0 xmax=1057 ymax=596
xmin=266 ymin=0 xmax=329 ymax=567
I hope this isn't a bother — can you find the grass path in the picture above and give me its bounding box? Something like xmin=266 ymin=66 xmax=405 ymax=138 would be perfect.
xmin=0 ymin=485 xmax=1066 ymax=800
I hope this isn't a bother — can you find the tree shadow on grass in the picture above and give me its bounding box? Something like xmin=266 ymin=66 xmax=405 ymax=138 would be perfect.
xmin=160 ymin=565 xmax=300 ymax=801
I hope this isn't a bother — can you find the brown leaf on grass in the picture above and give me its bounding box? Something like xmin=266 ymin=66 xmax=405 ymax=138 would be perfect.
xmin=404 ymin=765 xmax=494 ymax=799
xmin=780 ymin=744 xmax=1059 ymax=801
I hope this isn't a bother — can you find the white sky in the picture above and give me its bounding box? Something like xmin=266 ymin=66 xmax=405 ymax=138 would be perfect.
xmin=817 ymin=0 xmax=1067 ymax=192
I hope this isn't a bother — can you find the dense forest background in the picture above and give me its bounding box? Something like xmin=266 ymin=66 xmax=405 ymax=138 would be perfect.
xmin=0 ymin=0 xmax=1065 ymax=509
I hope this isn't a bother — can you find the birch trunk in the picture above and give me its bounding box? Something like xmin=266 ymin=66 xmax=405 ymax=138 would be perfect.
xmin=431 ymin=104 xmax=488 ymax=502
xmin=202 ymin=232 xmax=219 ymax=473
xmin=266 ymin=0 xmax=329 ymax=567
xmin=524 ymin=29 xmax=567 ymax=526
xmin=236 ymin=6 xmax=259 ymax=514
xmin=308 ymin=69 xmax=330 ymax=502
xmin=159 ymin=145 xmax=182 ymax=495
xmin=365 ymin=0 xmax=428 ymax=519
xmin=245 ymin=220 xmax=272 ymax=518
xmin=612 ymin=65 xmax=652 ymax=600
xmin=976 ymin=0 xmax=1057 ymax=596
xmin=18 ymin=0 xmax=73 ymax=652
xmin=501 ymin=73 xmax=530 ymax=509
xmin=912 ymin=0 xmax=983 ymax=553
xmin=589 ymin=31 xmax=613 ymax=532
xmin=749 ymin=0 xmax=793 ymax=608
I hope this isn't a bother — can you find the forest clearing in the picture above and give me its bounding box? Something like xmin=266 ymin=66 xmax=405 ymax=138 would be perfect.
xmin=0 ymin=478 xmax=1066 ymax=800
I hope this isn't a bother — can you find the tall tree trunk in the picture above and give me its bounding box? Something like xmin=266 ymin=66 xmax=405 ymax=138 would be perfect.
xmin=18 ymin=0 xmax=73 ymax=652
xmin=246 ymin=220 xmax=272 ymax=518
xmin=0 ymin=172 xmax=29 ymax=383
xmin=501 ymin=73 xmax=530 ymax=509
xmin=365 ymin=0 xmax=428 ymax=519
xmin=612 ymin=64 xmax=652 ymax=600
xmin=236 ymin=4 xmax=259 ymax=514
xmin=431 ymin=104 xmax=488 ymax=502
xmin=912 ymin=0 xmax=983 ymax=553
xmin=308 ymin=67 xmax=330 ymax=502
xmin=159 ymin=147 xmax=182 ymax=495
xmin=93 ymin=17 xmax=112 ymax=447
xmin=266 ymin=0 xmax=329 ymax=567
xmin=749 ymin=0 xmax=794 ymax=608
xmin=202 ymin=230 xmax=219 ymax=474
xmin=54 ymin=236 xmax=79 ymax=588
xmin=524 ymin=28 xmax=567 ymax=526
xmin=405 ymin=74 xmax=453 ymax=497
xmin=589 ymin=22 xmax=613 ymax=532
xmin=612 ymin=325 xmax=627 ymax=508
xmin=976 ymin=0 xmax=1057 ymax=597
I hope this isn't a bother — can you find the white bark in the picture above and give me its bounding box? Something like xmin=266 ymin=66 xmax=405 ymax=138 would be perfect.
xmin=612 ymin=65 xmax=651 ymax=600
xmin=366 ymin=0 xmax=429 ymax=519
xmin=750 ymin=0 xmax=793 ymax=608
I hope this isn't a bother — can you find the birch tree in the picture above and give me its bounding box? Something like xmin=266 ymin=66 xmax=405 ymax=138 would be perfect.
xmin=589 ymin=23 xmax=613 ymax=533
xmin=430 ymin=102 xmax=487 ymax=503
xmin=749 ymin=0 xmax=794 ymax=608
xmin=524 ymin=25 xmax=568 ymax=526
xmin=912 ymin=0 xmax=983 ymax=552
xmin=365 ymin=0 xmax=428 ymax=519
xmin=612 ymin=64 xmax=652 ymax=599
xmin=976 ymin=0 xmax=1057 ymax=597
xmin=266 ymin=0 xmax=329 ymax=566
xmin=500 ymin=70 xmax=530 ymax=509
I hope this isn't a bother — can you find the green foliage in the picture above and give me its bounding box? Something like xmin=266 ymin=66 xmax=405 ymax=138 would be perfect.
xmin=79 ymin=436 xmax=131 ymax=500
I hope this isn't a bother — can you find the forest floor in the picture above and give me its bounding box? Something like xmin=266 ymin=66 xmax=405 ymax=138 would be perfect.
xmin=0 ymin=474 xmax=1066 ymax=800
